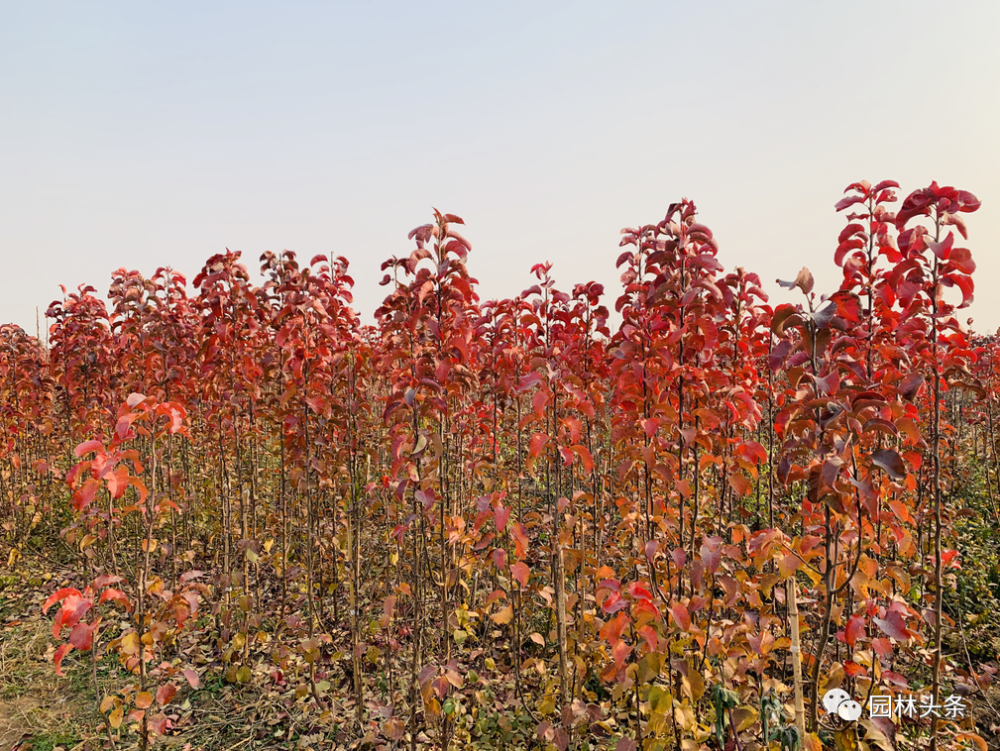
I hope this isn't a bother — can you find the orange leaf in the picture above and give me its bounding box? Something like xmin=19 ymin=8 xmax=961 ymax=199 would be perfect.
xmin=491 ymin=604 xmax=513 ymax=625
xmin=777 ymin=554 xmax=801 ymax=579
xmin=571 ymin=445 xmax=594 ymax=474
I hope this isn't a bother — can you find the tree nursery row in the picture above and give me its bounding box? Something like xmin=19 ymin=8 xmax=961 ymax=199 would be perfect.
xmin=1 ymin=180 xmax=998 ymax=751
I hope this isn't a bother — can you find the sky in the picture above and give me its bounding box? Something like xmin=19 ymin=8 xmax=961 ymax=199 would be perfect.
xmin=2 ymin=1 xmax=999 ymax=337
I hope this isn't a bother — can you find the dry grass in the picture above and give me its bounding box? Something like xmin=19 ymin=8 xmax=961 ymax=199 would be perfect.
xmin=0 ymin=588 xmax=96 ymax=750
xmin=0 ymin=564 xmax=345 ymax=751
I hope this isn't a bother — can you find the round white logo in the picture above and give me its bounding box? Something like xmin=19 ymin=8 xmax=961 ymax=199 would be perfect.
xmin=822 ymin=688 xmax=862 ymax=721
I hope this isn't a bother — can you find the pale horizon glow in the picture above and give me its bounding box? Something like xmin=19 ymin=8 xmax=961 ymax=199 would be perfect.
xmin=2 ymin=2 xmax=999 ymax=336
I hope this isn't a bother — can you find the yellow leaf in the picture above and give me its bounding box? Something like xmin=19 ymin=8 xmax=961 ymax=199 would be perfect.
xmin=109 ymin=705 xmax=124 ymax=729
xmin=649 ymin=685 xmax=672 ymax=715
xmin=674 ymin=702 xmax=697 ymax=731
xmin=120 ymin=632 xmax=140 ymax=656
xmin=733 ymin=705 xmax=758 ymax=732
xmin=411 ymin=434 xmax=428 ymax=456
xmin=682 ymin=665 xmax=705 ymax=702
xmin=100 ymin=695 xmax=116 ymax=713
xmin=538 ymin=695 xmax=556 ymax=715
xmin=802 ymin=566 xmax=822 ymax=587
xmin=834 ymin=728 xmax=859 ymax=751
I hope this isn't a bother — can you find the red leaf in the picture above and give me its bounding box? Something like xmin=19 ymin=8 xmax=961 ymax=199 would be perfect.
xmin=843 ymin=660 xmax=867 ymax=677
xmin=599 ymin=611 xmax=630 ymax=644
xmin=874 ymin=612 xmax=911 ymax=642
xmin=845 ymin=614 xmax=865 ymax=649
xmin=670 ymin=602 xmax=692 ymax=632
xmin=116 ymin=413 xmax=138 ymax=439
xmin=69 ymin=622 xmax=94 ymax=650
xmin=147 ymin=714 xmax=170 ymax=735
xmin=53 ymin=643 xmax=73 ymax=676
xmin=42 ymin=588 xmax=81 ymax=614
xmin=106 ymin=466 xmax=129 ymax=499
xmin=951 ymin=273 xmax=974 ymax=308
xmin=98 ymin=588 xmax=131 ymax=610
xmin=71 ymin=477 xmax=99 ymax=511
xmin=949 ymin=247 xmax=975 ymax=274
xmin=531 ymin=390 xmax=548 ymax=416
xmin=511 ymin=561 xmax=530 ymax=587
xmin=129 ymin=477 xmax=148 ymax=504
xmin=872 ymin=637 xmax=893 ymax=660
xmin=528 ymin=433 xmax=548 ymax=459
xmin=74 ymin=439 xmax=105 ymax=458
xmin=493 ymin=505 xmax=510 ymax=534
xmin=571 ymin=445 xmax=594 ymax=474
xmin=871 ymin=449 xmax=907 ymax=481
xmin=305 ymin=395 xmax=327 ymax=414
xmin=611 ymin=638 xmax=632 ymax=669
xmin=835 ymin=194 xmax=866 ymax=212
xmin=156 ymin=683 xmax=178 ymax=706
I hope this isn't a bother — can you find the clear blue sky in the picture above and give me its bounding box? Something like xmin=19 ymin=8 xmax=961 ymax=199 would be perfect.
xmin=2 ymin=1 xmax=999 ymax=334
